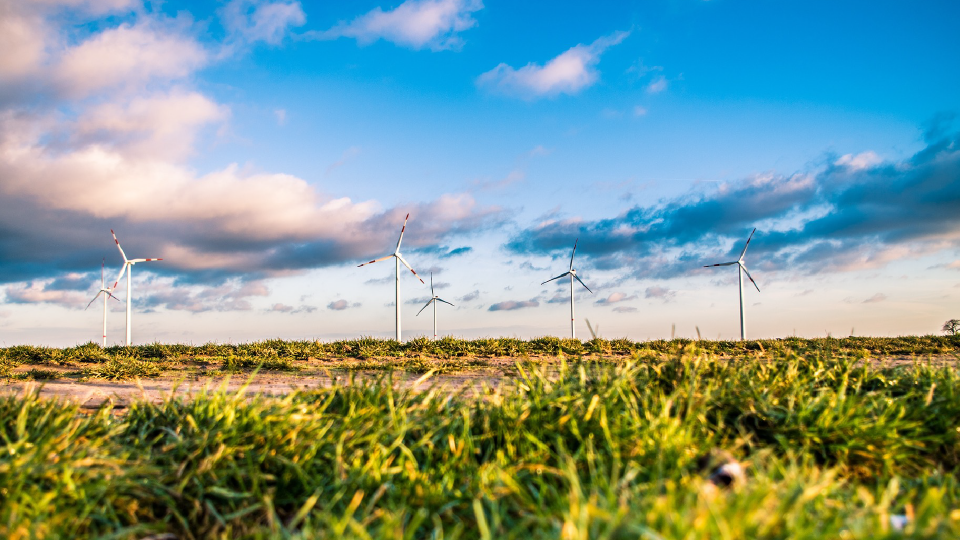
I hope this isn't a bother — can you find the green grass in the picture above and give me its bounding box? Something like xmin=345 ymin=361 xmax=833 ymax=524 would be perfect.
xmin=2 ymin=348 xmax=960 ymax=538
xmin=218 ymin=354 xmax=299 ymax=372
xmin=2 ymin=335 xmax=958 ymax=367
xmin=80 ymin=357 xmax=163 ymax=381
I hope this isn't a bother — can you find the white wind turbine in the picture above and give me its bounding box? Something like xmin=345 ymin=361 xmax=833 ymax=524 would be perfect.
xmin=704 ymin=228 xmax=760 ymax=341
xmin=84 ymin=258 xmax=121 ymax=347
xmin=110 ymin=229 xmax=162 ymax=346
xmin=416 ymin=272 xmax=454 ymax=340
xmin=542 ymin=238 xmax=593 ymax=339
xmin=358 ymin=213 xmax=424 ymax=341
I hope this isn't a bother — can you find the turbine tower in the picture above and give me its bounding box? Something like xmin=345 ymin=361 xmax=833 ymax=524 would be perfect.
xmin=84 ymin=258 xmax=121 ymax=347
xmin=358 ymin=213 xmax=424 ymax=341
xmin=704 ymin=228 xmax=760 ymax=341
xmin=416 ymin=272 xmax=454 ymax=340
xmin=542 ymin=238 xmax=593 ymax=339
xmin=110 ymin=229 xmax=162 ymax=346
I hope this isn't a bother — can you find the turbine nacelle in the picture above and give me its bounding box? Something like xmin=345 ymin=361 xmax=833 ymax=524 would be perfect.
xmin=703 ymin=228 xmax=761 ymax=340
xmin=542 ymin=238 xmax=594 ymax=338
xmin=417 ymin=273 xmax=454 ymax=317
xmin=110 ymin=229 xmax=162 ymax=346
xmin=85 ymin=258 xmax=121 ymax=310
xmin=358 ymin=213 xmax=426 ymax=341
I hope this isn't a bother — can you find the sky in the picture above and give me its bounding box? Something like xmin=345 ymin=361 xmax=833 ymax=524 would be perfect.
xmin=1 ymin=0 xmax=958 ymax=346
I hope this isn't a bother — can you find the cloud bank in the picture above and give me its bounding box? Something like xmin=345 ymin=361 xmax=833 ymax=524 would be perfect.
xmin=0 ymin=2 xmax=508 ymax=312
xmin=508 ymin=117 xmax=960 ymax=278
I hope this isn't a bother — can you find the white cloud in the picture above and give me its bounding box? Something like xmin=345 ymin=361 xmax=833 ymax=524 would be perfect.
xmin=138 ymin=278 xmax=270 ymax=312
xmin=55 ymin=21 xmax=208 ymax=98
xmin=0 ymin=139 xmax=380 ymax=244
xmin=269 ymin=302 xmax=316 ymax=314
xmin=274 ymin=108 xmax=287 ymax=125
xmin=5 ymin=281 xmax=87 ymax=307
xmin=36 ymin=0 xmax=137 ymax=14
xmin=633 ymin=105 xmax=648 ymax=117
xmin=0 ymin=0 xmax=508 ymax=292
xmin=488 ymin=298 xmax=538 ymax=311
xmin=328 ymin=299 xmax=359 ymax=311
xmin=73 ymin=90 xmax=229 ymax=160
xmin=318 ymin=0 xmax=483 ymax=51
xmin=477 ymin=31 xmax=629 ymax=99
xmin=0 ymin=6 xmax=48 ymax=80
xmin=835 ymin=151 xmax=882 ymax=170
xmin=0 ymin=0 xmax=140 ymax=83
xmin=595 ymin=292 xmax=637 ymax=305
xmin=221 ymin=0 xmax=306 ymax=45
xmin=645 ymin=286 xmax=675 ymax=302
xmin=645 ymin=76 xmax=667 ymax=94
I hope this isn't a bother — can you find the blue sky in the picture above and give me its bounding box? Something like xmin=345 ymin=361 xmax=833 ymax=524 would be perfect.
xmin=1 ymin=0 xmax=958 ymax=345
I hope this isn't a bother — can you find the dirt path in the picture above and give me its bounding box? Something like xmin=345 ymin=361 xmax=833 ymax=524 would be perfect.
xmin=3 ymin=353 xmax=956 ymax=410
xmin=1 ymin=366 xmax=519 ymax=410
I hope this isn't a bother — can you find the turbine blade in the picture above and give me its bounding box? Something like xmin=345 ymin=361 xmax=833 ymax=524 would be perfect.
xmin=397 ymin=254 xmax=425 ymax=283
xmin=704 ymin=261 xmax=738 ymax=268
xmin=111 ymin=264 xmax=128 ymax=289
xmin=106 ymin=291 xmax=122 ymax=302
xmin=574 ymin=274 xmax=593 ymax=293
xmin=570 ymin=238 xmax=578 ymax=270
xmin=585 ymin=318 xmax=597 ymax=340
xmin=396 ymin=213 xmax=410 ymax=252
xmin=436 ymin=298 xmax=455 ymax=307
xmin=85 ymin=292 xmax=103 ymax=310
xmin=430 ymin=272 xmax=434 ymax=296
xmin=741 ymin=264 xmax=761 ymax=292
xmin=101 ymin=258 xmax=105 ymax=286
xmin=111 ymin=229 xmax=128 ymax=262
xmin=739 ymin=228 xmax=757 ymax=261
xmin=130 ymin=258 xmax=162 ymax=263
xmin=358 ymin=254 xmax=393 ymax=267
xmin=541 ymin=272 xmax=570 ymax=286
xmin=416 ymin=298 xmax=434 ymax=316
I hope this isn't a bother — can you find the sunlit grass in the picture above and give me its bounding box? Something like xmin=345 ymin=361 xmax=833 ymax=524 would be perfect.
xmin=2 ymin=350 xmax=960 ymax=537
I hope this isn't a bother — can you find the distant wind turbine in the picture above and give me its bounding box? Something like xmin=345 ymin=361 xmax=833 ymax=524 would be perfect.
xmin=586 ymin=318 xmax=599 ymax=340
xmin=110 ymin=229 xmax=162 ymax=346
xmin=85 ymin=258 xmax=121 ymax=347
xmin=358 ymin=213 xmax=424 ymax=341
xmin=704 ymin=228 xmax=760 ymax=341
xmin=417 ymin=273 xmax=454 ymax=341
xmin=542 ymin=238 xmax=593 ymax=339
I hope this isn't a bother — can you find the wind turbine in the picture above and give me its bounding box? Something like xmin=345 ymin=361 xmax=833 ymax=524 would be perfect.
xmin=110 ymin=229 xmax=162 ymax=346
xmin=358 ymin=213 xmax=424 ymax=341
xmin=542 ymin=238 xmax=593 ymax=339
xmin=84 ymin=258 xmax=121 ymax=347
xmin=416 ymin=272 xmax=454 ymax=340
xmin=704 ymin=228 xmax=760 ymax=341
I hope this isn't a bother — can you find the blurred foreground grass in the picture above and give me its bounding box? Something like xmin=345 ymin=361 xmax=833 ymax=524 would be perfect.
xmin=2 ymin=347 xmax=960 ymax=538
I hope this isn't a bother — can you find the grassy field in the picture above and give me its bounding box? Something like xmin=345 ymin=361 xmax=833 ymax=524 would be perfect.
xmin=1 ymin=335 xmax=959 ymax=381
xmin=1 ymin=337 xmax=960 ymax=538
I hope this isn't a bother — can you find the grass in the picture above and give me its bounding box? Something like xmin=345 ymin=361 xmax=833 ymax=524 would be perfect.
xmin=1 ymin=335 xmax=957 ymax=380
xmin=81 ymin=357 xmax=163 ymax=381
xmin=2 ymin=346 xmax=960 ymax=538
